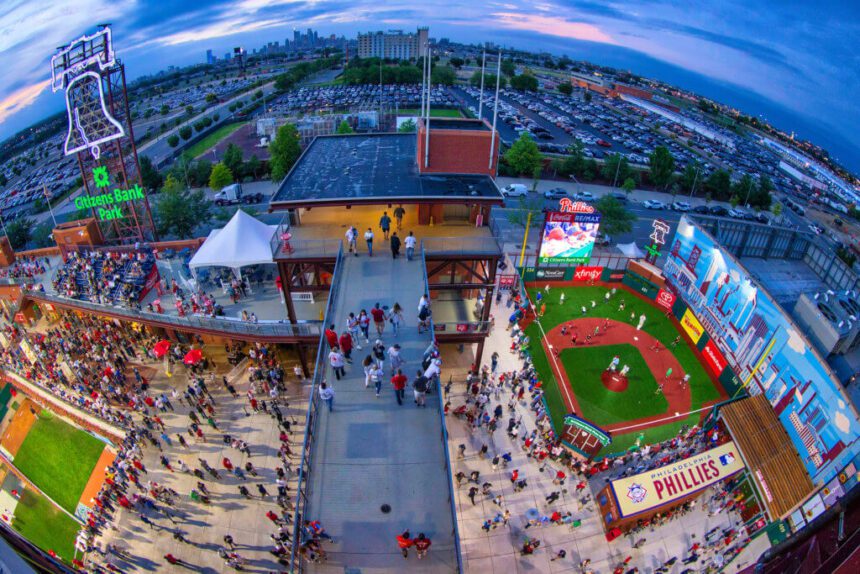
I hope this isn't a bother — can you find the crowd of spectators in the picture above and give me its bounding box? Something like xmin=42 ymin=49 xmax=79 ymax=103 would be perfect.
xmin=0 ymin=256 xmax=49 ymax=281
xmin=52 ymin=250 xmax=156 ymax=307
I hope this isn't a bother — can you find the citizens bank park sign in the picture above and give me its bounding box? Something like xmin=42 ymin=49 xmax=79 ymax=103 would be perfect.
xmin=610 ymin=441 xmax=745 ymax=518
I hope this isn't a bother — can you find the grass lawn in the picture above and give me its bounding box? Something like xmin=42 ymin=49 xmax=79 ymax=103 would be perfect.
xmin=560 ymin=344 xmax=668 ymax=426
xmin=13 ymin=489 xmax=79 ymax=563
xmin=525 ymin=285 xmax=722 ymax=456
xmin=186 ymin=121 xmax=247 ymax=158
xmin=13 ymin=414 xmax=105 ymax=514
xmin=397 ymin=108 xmax=463 ymax=118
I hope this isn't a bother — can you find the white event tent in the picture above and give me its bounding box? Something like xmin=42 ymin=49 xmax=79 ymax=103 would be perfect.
xmin=188 ymin=209 xmax=277 ymax=280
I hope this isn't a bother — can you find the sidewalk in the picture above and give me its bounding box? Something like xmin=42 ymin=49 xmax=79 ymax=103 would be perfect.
xmin=304 ymin=251 xmax=457 ymax=572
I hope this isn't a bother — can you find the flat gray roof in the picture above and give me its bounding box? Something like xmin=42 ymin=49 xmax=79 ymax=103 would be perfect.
xmin=270 ymin=133 xmax=503 ymax=208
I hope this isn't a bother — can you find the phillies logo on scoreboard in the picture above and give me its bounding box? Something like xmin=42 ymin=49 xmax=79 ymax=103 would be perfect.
xmin=573 ymin=266 xmax=603 ymax=282
xmin=656 ymin=288 xmax=676 ymax=310
xmin=559 ymin=198 xmax=596 ymax=213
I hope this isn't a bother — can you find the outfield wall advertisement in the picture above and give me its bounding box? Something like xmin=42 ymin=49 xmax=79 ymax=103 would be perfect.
xmin=538 ymin=211 xmax=601 ymax=265
xmin=663 ymin=216 xmax=860 ymax=484
xmin=610 ymin=441 xmax=745 ymax=518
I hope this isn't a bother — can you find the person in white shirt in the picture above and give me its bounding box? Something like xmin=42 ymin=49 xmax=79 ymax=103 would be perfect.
xmin=328 ymin=347 xmax=346 ymax=380
xmin=404 ymin=231 xmax=417 ymax=261
xmin=345 ymin=227 xmax=358 ymax=255
xmin=364 ymin=228 xmax=374 ymax=257
xmin=319 ymin=383 xmax=334 ymax=411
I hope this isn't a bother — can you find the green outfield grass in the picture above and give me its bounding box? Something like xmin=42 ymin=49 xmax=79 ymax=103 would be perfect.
xmin=13 ymin=489 xmax=79 ymax=563
xmin=13 ymin=414 xmax=105 ymax=514
xmin=525 ymin=285 xmax=722 ymax=456
xmin=559 ymin=344 xmax=668 ymax=426
xmin=398 ymin=108 xmax=463 ymax=118
xmin=186 ymin=121 xmax=247 ymax=158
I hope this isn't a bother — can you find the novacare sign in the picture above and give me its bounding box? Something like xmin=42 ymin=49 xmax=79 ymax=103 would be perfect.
xmin=610 ymin=441 xmax=745 ymax=518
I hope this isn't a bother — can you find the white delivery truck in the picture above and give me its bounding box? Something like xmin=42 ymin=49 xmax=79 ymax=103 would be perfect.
xmin=213 ymin=183 xmax=264 ymax=206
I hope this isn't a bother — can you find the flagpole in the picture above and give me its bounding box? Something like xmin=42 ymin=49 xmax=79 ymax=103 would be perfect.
xmin=43 ymin=184 xmax=58 ymax=227
xmin=478 ymin=50 xmax=486 ymax=117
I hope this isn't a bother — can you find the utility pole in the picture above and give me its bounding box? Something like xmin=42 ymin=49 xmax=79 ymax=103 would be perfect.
xmin=478 ymin=50 xmax=486 ymax=117
xmin=744 ymin=177 xmax=755 ymax=207
xmin=488 ymin=52 xmax=501 ymax=170
xmin=612 ymin=156 xmax=621 ymax=188
xmin=689 ymin=166 xmax=700 ymax=199
xmin=43 ymin=184 xmax=58 ymax=227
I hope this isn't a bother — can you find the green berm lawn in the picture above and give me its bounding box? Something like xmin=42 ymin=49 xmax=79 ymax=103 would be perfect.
xmin=13 ymin=489 xmax=80 ymax=563
xmin=13 ymin=413 xmax=105 ymax=514
xmin=560 ymin=344 xmax=667 ymax=426
xmin=186 ymin=121 xmax=247 ymax=159
xmin=525 ymin=285 xmax=723 ymax=456
xmin=398 ymin=108 xmax=463 ymax=118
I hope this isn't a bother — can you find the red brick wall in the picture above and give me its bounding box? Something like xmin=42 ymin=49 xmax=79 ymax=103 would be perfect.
xmin=416 ymin=124 xmax=499 ymax=177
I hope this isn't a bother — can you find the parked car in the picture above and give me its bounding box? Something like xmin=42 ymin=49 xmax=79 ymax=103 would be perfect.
xmin=692 ymin=205 xmax=711 ymax=214
xmin=709 ymin=205 xmax=729 ymax=216
xmin=574 ymin=191 xmax=595 ymax=202
xmin=544 ymin=187 xmax=569 ymax=200
xmin=611 ymin=192 xmax=628 ymax=202
xmin=808 ymin=223 xmax=824 ymax=235
xmin=642 ymin=199 xmax=665 ymax=209
xmin=501 ymin=184 xmax=528 ymax=197
xmin=671 ymin=201 xmax=691 ymax=212
xmin=729 ymin=207 xmax=750 ymax=219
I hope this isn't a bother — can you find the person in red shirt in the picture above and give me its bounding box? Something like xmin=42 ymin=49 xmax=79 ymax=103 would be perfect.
xmin=554 ymin=470 xmax=566 ymax=485
xmin=339 ymin=332 xmax=353 ymax=362
xmin=413 ymin=533 xmax=431 ymax=559
xmin=370 ymin=303 xmax=387 ymax=336
xmin=391 ymin=369 xmax=407 ymax=405
xmin=324 ymin=325 xmax=338 ymax=349
xmin=222 ymin=457 xmax=234 ymax=471
xmin=396 ymin=530 xmax=413 ymax=558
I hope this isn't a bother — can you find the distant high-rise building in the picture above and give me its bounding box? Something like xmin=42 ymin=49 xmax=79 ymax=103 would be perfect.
xmin=294 ymin=29 xmax=301 ymax=48
xmin=206 ymin=49 xmax=215 ymax=65
xmin=357 ymin=27 xmax=428 ymax=60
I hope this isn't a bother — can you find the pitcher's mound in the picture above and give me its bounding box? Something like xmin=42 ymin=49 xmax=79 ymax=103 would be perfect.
xmin=601 ymin=370 xmax=629 ymax=392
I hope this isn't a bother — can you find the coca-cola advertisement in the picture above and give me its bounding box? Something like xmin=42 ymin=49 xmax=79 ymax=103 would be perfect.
xmin=538 ymin=211 xmax=602 ymax=265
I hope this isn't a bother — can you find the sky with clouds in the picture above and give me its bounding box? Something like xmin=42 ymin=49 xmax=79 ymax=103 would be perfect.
xmin=1 ymin=0 xmax=858 ymax=171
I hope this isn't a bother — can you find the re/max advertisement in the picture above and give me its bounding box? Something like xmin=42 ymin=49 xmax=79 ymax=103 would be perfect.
xmin=538 ymin=211 xmax=601 ymax=265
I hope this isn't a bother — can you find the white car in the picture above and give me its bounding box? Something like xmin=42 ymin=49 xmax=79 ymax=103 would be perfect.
xmin=501 ymin=184 xmax=528 ymax=197
xmin=671 ymin=201 xmax=691 ymax=212
xmin=643 ymin=199 xmax=666 ymax=209
xmin=574 ymin=191 xmax=595 ymax=201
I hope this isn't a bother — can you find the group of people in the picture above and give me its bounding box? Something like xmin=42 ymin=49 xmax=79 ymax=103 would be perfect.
xmin=0 ymin=255 xmax=49 ymax=280
xmin=343 ymin=209 xmax=418 ymax=260
xmin=52 ymin=249 xmax=156 ymax=307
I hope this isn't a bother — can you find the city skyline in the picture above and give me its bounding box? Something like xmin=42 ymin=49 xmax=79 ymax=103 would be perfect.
xmin=0 ymin=0 xmax=858 ymax=173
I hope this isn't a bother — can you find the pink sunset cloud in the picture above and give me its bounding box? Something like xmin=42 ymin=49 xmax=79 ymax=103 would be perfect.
xmin=491 ymin=12 xmax=616 ymax=45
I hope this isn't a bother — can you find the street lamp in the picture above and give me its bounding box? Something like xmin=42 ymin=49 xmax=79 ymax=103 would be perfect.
xmin=688 ymin=166 xmax=700 ymax=199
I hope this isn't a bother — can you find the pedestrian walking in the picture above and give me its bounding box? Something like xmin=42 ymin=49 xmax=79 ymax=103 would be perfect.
xmin=380 ymin=211 xmax=392 ymax=240
xmin=389 ymin=303 xmax=404 ymax=335
xmin=396 ymin=530 xmax=413 ymax=558
xmin=390 ymin=232 xmax=401 ymax=258
xmin=393 ymin=205 xmax=405 ymax=230
xmin=404 ymin=231 xmax=416 ymax=260
xmin=364 ymin=228 xmax=374 ymax=256
xmin=224 ymin=534 xmax=236 ymax=550
xmin=319 ymin=382 xmax=334 ymax=412
xmin=371 ymin=303 xmax=387 ymax=336
xmin=414 ymin=533 xmax=431 ymax=559
xmin=328 ymin=346 xmax=346 ymax=380
xmin=345 ymin=226 xmax=358 ymax=256
xmin=391 ymin=369 xmax=407 ymax=405
xmin=339 ymin=332 xmax=353 ymax=362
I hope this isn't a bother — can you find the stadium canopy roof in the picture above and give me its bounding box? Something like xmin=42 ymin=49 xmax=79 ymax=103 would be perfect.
xmin=269 ymin=133 xmax=504 ymax=210
xmin=616 ymin=242 xmax=646 ymax=259
xmin=719 ymin=394 xmax=815 ymax=520
xmin=189 ymin=209 xmax=276 ymax=276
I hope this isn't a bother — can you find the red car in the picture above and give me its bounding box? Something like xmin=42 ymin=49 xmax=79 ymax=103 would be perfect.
xmin=597 ymin=139 xmax=612 ymax=147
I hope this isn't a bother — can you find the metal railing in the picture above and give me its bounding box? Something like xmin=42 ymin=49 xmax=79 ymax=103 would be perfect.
xmin=23 ymin=289 xmax=321 ymax=338
xmin=420 ymin=244 xmax=464 ymax=573
xmin=271 ymin=215 xmax=343 ymax=260
xmin=289 ymin=241 xmax=345 ymax=572
xmin=422 ymin=235 xmax=501 ymax=256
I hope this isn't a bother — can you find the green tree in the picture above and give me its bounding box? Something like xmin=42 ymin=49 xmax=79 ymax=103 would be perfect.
xmin=0 ymin=173 xmax=7 ymax=187
xmin=254 ymin=89 xmax=263 ymax=100
xmin=269 ymin=124 xmax=302 ymax=182
xmin=732 ymin=173 xmax=756 ymax=206
xmin=602 ymin=153 xmax=632 ymax=186
xmin=192 ymin=160 xmax=213 ymax=187
xmin=729 ymin=195 xmax=741 ymax=208
xmin=336 ymin=120 xmax=354 ymax=134
xmin=705 ymin=169 xmax=732 ymax=200
xmin=32 ymin=221 xmax=54 ymax=248
xmin=558 ymin=82 xmax=573 ymax=96
xmin=584 ymin=91 xmax=592 ymax=103
xmin=771 ymin=202 xmax=783 ymax=217
xmin=178 ymin=126 xmax=192 ymax=140
xmin=167 ymin=134 xmax=180 ymax=147
xmin=750 ymin=175 xmax=774 ymax=210
xmin=223 ymin=143 xmax=244 ymax=176
xmin=648 ymin=146 xmax=675 ymax=189
xmin=213 ymin=113 xmax=220 ymax=122
xmin=430 ymin=66 xmax=456 ymax=86
xmin=469 ymin=71 xmax=506 ymax=89
xmin=209 ymin=162 xmax=234 ymax=191
xmin=449 ymin=57 xmax=464 ymax=69
xmin=503 ymin=132 xmax=543 ymax=176
xmin=185 ymin=104 xmax=194 ymax=116
xmin=246 ymin=155 xmax=261 ymax=179
xmin=155 ymin=176 xmax=212 ymax=239
xmin=678 ymin=161 xmax=701 ymax=195
xmin=205 ymin=93 xmax=217 ymax=103
xmin=510 ymin=73 xmax=539 ymax=91
xmin=398 ymin=119 xmax=417 ymax=133
xmin=506 ymin=195 xmax=544 ymax=228
xmin=583 ymin=158 xmax=599 ymax=181
xmin=139 ymin=155 xmax=163 ymax=191
xmin=595 ymin=195 xmax=636 ymax=236
xmin=500 ymin=59 xmax=516 ymax=77
xmin=621 ymin=177 xmax=636 ymax=197
xmin=6 ymin=218 xmax=33 ymax=249
xmin=160 ymin=104 xmax=169 ymax=115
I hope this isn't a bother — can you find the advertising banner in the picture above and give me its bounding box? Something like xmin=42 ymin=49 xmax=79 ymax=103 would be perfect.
xmin=680 ymin=308 xmax=705 ymax=344
xmin=498 ymin=275 xmax=517 ymax=290
xmin=535 ymin=268 xmax=566 ymax=280
xmin=538 ymin=211 xmax=601 ymax=265
xmin=701 ymin=339 xmax=729 ymax=376
xmin=573 ymin=266 xmax=604 ymax=282
xmin=663 ymin=216 xmax=860 ymax=484
xmin=656 ymin=288 xmax=676 ymax=310
xmin=610 ymin=442 xmax=744 ymax=518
